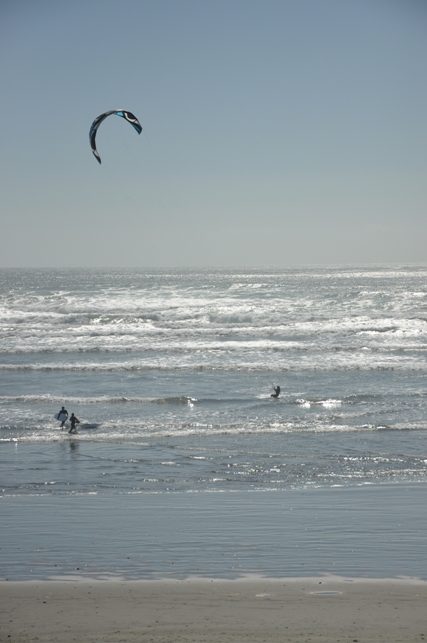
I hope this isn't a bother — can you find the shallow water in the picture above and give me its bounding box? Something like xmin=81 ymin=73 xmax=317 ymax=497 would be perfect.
xmin=1 ymin=421 xmax=427 ymax=497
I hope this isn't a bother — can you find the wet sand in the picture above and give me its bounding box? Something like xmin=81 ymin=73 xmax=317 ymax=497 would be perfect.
xmin=1 ymin=576 xmax=426 ymax=643
xmin=2 ymin=485 xmax=427 ymax=582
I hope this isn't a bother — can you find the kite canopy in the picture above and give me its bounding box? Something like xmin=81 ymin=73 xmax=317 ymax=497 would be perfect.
xmin=89 ymin=110 xmax=142 ymax=164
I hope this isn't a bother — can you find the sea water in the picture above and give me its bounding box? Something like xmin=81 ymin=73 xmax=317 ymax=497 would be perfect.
xmin=1 ymin=266 xmax=426 ymax=580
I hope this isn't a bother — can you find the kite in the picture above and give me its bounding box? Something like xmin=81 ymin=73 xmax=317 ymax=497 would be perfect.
xmin=89 ymin=110 xmax=142 ymax=164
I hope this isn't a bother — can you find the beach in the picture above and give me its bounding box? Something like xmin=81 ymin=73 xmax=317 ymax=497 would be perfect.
xmin=2 ymin=485 xmax=426 ymax=582
xmin=2 ymin=577 xmax=427 ymax=643
xmin=1 ymin=485 xmax=427 ymax=642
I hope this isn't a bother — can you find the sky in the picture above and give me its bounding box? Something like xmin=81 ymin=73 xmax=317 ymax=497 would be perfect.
xmin=0 ymin=0 xmax=426 ymax=267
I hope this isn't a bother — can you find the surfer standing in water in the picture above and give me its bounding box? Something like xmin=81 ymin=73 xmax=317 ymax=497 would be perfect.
xmin=58 ymin=406 xmax=68 ymax=428
xmin=68 ymin=413 xmax=80 ymax=434
xmin=271 ymin=385 xmax=281 ymax=398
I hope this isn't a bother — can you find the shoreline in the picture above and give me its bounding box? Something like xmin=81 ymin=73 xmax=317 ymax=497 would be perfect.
xmin=2 ymin=577 xmax=426 ymax=643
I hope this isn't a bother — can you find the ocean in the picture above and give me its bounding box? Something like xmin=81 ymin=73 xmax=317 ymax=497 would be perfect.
xmin=1 ymin=266 xmax=426 ymax=581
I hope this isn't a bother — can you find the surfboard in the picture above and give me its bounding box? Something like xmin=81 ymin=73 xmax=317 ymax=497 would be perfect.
xmin=55 ymin=413 xmax=68 ymax=422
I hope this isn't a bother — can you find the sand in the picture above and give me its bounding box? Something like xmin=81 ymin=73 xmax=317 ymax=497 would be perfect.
xmin=1 ymin=576 xmax=426 ymax=643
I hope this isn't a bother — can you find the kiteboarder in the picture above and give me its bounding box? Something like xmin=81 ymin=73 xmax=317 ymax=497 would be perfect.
xmin=58 ymin=406 xmax=68 ymax=428
xmin=271 ymin=385 xmax=281 ymax=398
xmin=68 ymin=413 xmax=80 ymax=434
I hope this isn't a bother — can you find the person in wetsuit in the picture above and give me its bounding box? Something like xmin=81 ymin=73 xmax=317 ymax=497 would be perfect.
xmin=58 ymin=406 xmax=68 ymax=428
xmin=271 ymin=385 xmax=280 ymax=398
xmin=68 ymin=413 xmax=80 ymax=434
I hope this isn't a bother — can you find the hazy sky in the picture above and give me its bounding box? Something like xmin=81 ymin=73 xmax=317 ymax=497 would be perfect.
xmin=1 ymin=0 xmax=426 ymax=267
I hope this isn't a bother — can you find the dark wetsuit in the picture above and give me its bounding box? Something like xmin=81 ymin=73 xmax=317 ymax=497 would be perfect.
xmin=271 ymin=386 xmax=280 ymax=398
xmin=68 ymin=414 xmax=80 ymax=434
